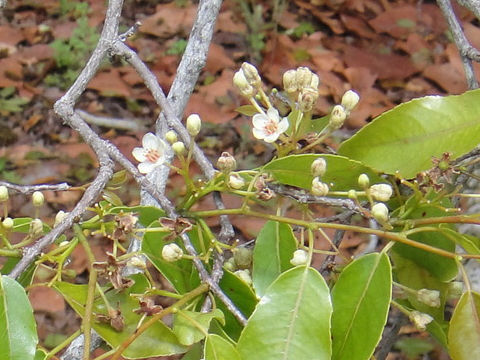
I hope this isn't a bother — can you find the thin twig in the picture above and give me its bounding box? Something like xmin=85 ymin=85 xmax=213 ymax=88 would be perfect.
xmin=76 ymin=109 xmax=144 ymax=131
xmin=0 ymin=181 xmax=70 ymax=194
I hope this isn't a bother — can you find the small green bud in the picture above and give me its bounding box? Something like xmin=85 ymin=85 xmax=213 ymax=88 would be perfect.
xmin=290 ymin=249 xmax=308 ymax=266
xmin=216 ymin=152 xmax=237 ymax=173
xmin=409 ymin=310 xmax=433 ymax=331
xmin=416 ymin=289 xmax=441 ymax=308
xmin=32 ymin=191 xmax=44 ymax=207
xmin=224 ymin=257 xmax=236 ymax=272
xmin=311 ymin=177 xmax=329 ymax=196
xmin=165 ymin=130 xmax=178 ymax=144
xmin=329 ymin=105 xmax=347 ymax=130
xmin=358 ymin=174 xmax=370 ymax=189
xmin=127 ymin=256 xmax=147 ymax=269
xmin=233 ymin=247 xmax=253 ymax=269
xmin=369 ymin=184 xmax=393 ymax=202
xmin=54 ymin=210 xmax=68 ymax=227
xmin=186 ymin=113 xmax=202 ymax=137
xmin=2 ymin=217 xmax=13 ymax=230
xmin=0 ymin=186 xmax=8 ymax=202
xmin=241 ymin=62 xmax=262 ymax=88
xmin=233 ymin=70 xmax=255 ymax=98
xmin=162 ymin=243 xmax=183 ymax=262
xmin=341 ymin=90 xmax=360 ymax=111
xmin=228 ymin=173 xmax=245 ymax=189
xmin=371 ymin=203 xmax=389 ymax=224
xmin=172 ymin=141 xmax=186 ymax=156
xmin=447 ymin=281 xmax=463 ymax=300
xmin=311 ymin=158 xmax=327 ymax=177
xmin=30 ymin=218 xmax=43 ymax=236
xmin=283 ymin=69 xmax=297 ymax=94
xmin=234 ymin=269 xmax=252 ymax=285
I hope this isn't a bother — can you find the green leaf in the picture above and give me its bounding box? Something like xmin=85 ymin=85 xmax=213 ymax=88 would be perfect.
xmin=252 ymin=221 xmax=297 ymax=297
xmin=338 ymin=89 xmax=480 ymax=178
xmin=237 ymin=266 xmax=332 ymax=360
xmin=0 ymin=275 xmax=38 ymax=360
xmin=263 ymin=154 xmax=383 ymax=191
xmin=217 ymin=270 xmax=258 ymax=341
xmin=142 ymin=223 xmax=200 ymax=294
xmin=173 ymin=309 xmax=224 ymax=346
xmin=205 ymin=334 xmax=241 ymax=360
xmin=235 ymin=105 xmax=258 ymax=116
xmin=106 ymin=205 xmax=165 ymax=227
xmin=448 ymin=291 xmax=480 ymax=360
xmin=54 ymin=274 xmax=188 ymax=359
xmin=34 ymin=349 xmax=47 ymax=360
xmin=331 ymin=253 xmax=392 ymax=360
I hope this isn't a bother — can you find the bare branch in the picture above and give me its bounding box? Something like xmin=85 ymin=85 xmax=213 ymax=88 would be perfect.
xmin=0 ymin=181 xmax=70 ymax=194
xmin=76 ymin=109 xmax=144 ymax=131
xmin=437 ymin=0 xmax=480 ymax=89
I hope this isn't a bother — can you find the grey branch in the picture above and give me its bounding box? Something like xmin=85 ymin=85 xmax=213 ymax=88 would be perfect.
xmin=0 ymin=181 xmax=70 ymax=194
xmin=76 ymin=109 xmax=144 ymax=131
xmin=437 ymin=0 xmax=480 ymax=89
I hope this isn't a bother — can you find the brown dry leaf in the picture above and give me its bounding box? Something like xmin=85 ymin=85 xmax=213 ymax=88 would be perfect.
xmin=396 ymin=33 xmax=432 ymax=71
xmin=198 ymin=68 xmax=235 ymax=106
xmin=340 ymin=14 xmax=376 ymax=39
xmin=368 ymin=5 xmax=418 ymax=39
xmin=88 ymin=69 xmax=132 ymax=98
xmin=51 ymin=21 xmax=78 ymax=40
xmin=343 ymin=66 xmax=377 ymax=91
xmin=261 ymin=34 xmax=298 ymax=85
xmin=29 ymin=286 xmax=65 ymax=312
xmin=140 ymin=3 xmax=197 ymax=38
xmin=423 ymin=63 xmax=466 ymax=94
xmin=216 ymin=9 xmax=247 ymax=33
xmin=184 ymin=93 xmax=237 ymax=125
xmin=205 ymin=42 xmax=236 ymax=74
xmin=19 ymin=44 xmax=53 ymax=61
xmin=343 ymin=45 xmax=417 ymax=80
xmin=23 ymin=113 xmax=43 ymax=132
xmin=463 ymin=22 xmax=480 ymax=50
xmin=0 ymin=25 xmax=25 ymax=45
xmin=0 ymin=56 xmax=23 ymax=82
xmin=317 ymin=69 xmax=345 ymax=99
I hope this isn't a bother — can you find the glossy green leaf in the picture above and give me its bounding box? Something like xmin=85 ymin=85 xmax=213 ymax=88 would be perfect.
xmin=181 ymin=342 xmax=203 ymax=360
xmin=237 ymin=266 xmax=332 ymax=360
xmin=217 ymin=270 xmax=258 ymax=341
xmin=252 ymin=221 xmax=297 ymax=297
xmin=448 ymin=291 xmax=480 ymax=360
xmin=54 ymin=274 xmax=187 ymax=359
xmin=0 ymin=275 xmax=38 ymax=360
xmin=205 ymin=334 xmax=241 ymax=360
xmin=331 ymin=253 xmax=391 ymax=360
xmin=263 ymin=154 xmax=383 ymax=191
xmin=338 ymin=89 xmax=480 ymax=178
xmin=142 ymin=222 xmax=200 ymax=294
xmin=173 ymin=309 xmax=224 ymax=346
xmin=34 ymin=349 xmax=47 ymax=360
xmin=235 ymin=105 xmax=258 ymax=116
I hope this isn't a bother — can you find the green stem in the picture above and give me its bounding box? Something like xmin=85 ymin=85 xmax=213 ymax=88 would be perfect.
xmin=0 ymin=248 xmax=21 ymax=257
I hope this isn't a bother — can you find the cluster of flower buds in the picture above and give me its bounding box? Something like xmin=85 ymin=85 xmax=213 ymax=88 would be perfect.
xmin=233 ymin=62 xmax=262 ymax=98
xmin=328 ymin=90 xmax=360 ymax=130
xmin=416 ymin=288 xmax=441 ymax=308
xmin=234 ymin=269 xmax=252 ymax=285
xmin=310 ymin=158 xmax=329 ymax=196
xmin=162 ymin=243 xmax=184 ymax=262
xmin=217 ymin=152 xmax=237 ymax=173
xmin=290 ymin=249 xmax=308 ymax=266
xmin=283 ymin=67 xmax=320 ymax=112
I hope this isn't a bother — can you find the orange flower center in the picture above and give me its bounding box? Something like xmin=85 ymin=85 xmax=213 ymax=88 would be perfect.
xmin=264 ymin=120 xmax=278 ymax=135
xmin=145 ymin=149 xmax=161 ymax=163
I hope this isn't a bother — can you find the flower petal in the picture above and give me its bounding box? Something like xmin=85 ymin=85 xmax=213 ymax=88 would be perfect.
xmin=142 ymin=133 xmax=159 ymax=149
xmin=252 ymin=113 xmax=268 ymax=128
xmin=266 ymin=107 xmax=280 ymax=122
xmin=252 ymin=128 xmax=266 ymax=140
xmin=264 ymin=132 xmax=279 ymax=143
xmin=277 ymin=117 xmax=289 ymax=133
xmin=138 ymin=161 xmax=156 ymax=174
xmin=132 ymin=147 xmax=146 ymax=162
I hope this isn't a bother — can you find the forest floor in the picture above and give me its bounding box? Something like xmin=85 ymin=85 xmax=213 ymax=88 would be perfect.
xmin=0 ymin=0 xmax=477 ymax=358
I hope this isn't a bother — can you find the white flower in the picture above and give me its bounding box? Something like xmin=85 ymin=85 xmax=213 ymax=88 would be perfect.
xmin=252 ymin=107 xmax=289 ymax=143
xmin=132 ymin=133 xmax=167 ymax=174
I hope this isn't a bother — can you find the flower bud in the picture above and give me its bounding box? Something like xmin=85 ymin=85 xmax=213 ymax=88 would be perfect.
xmin=295 ymin=67 xmax=313 ymax=89
xmin=162 ymin=243 xmax=183 ymax=262
xmin=348 ymin=189 xmax=357 ymax=199
xmin=32 ymin=191 xmax=44 ymax=207
xmin=233 ymin=70 xmax=255 ymax=98
xmin=283 ymin=69 xmax=297 ymax=94
xmin=234 ymin=269 xmax=252 ymax=285
xmin=228 ymin=173 xmax=245 ymax=189
xmin=358 ymin=174 xmax=370 ymax=189
xmin=216 ymin=152 xmax=237 ymax=173
xmin=341 ymin=90 xmax=360 ymax=111
xmin=329 ymin=105 xmax=346 ymax=130
xmin=127 ymin=256 xmax=147 ymax=269
xmin=165 ymin=130 xmax=178 ymax=144
xmin=224 ymin=257 xmax=236 ymax=272
xmin=311 ymin=177 xmax=329 ymax=196
xmin=233 ymin=247 xmax=253 ymax=269
xmin=241 ymin=62 xmax=261 ymax=88
xmin=311 ymin=158 xmax=327 ymax=177
xmin=0 ymin=186 xmax=8 ymax=202
xmin=290 ymin=249 xmax=308 ymax=266
xmin=30 ymin=218 xmax=43 ymax=236
xmin=371 ymin=203 xmax=389 ymax=224
xmin=54 ymin=210 xmax=68 ymax=227
xmin=298 ymin=87 xmax=319 ymax=112
xmin=186 ymin=114 xmax=201 ymax=137
xmin=447 ymin=281 xmax=463 ymax=300
xmin=2 ymin=217 xmax=13 ymax=230
xmin=416 ymin=289 xmax=441 ymax=308
xmin=370 ymin=184 xmax=393 ymax=202
xmin=409 ymin=310 xmax=433 ymax=331
xmin=310 ymin=74 xmax=319 ymax=89
xmin=172 ymin=141 xmax=186 ymax=156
